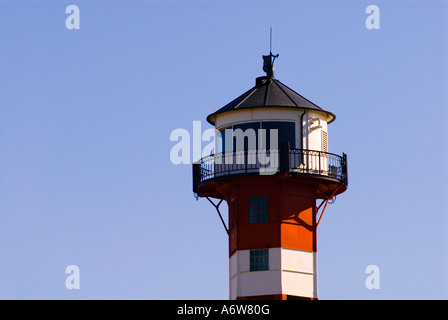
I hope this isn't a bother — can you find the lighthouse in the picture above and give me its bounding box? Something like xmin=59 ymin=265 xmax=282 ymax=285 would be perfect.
xmin=192 ymin=51 xmax=348 ymax=300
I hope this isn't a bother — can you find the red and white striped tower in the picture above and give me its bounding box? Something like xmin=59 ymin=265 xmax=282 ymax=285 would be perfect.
xmin=193 ymin=52 xmax=348 ymax=300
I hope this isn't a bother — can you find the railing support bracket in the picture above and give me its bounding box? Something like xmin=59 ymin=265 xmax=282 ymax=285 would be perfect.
xmin=206 ymin=197 xmax=229 ymax=235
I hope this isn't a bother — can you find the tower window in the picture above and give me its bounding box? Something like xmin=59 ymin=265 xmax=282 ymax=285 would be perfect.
xmin=249 ymin=196 xmax=268 ymax=223
xmin=250 ymin=249 xmax=269 ymax=271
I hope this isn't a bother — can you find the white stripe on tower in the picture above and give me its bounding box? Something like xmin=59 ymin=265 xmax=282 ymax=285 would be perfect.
xmin=229 ymin=248 xmax=317 ymax=299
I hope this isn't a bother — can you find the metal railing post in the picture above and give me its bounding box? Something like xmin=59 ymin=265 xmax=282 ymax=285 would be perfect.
xmin=318 ymin=151 xmax=321 ymax=175
xmin=342 ymin=153 xmax=348 ymax=186
xmin=279 ymin=141 xmax=290 ymax=174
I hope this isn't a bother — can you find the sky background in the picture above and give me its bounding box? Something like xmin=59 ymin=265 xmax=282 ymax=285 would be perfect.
xmin=0 ymin=0 xmax=447 ymax=299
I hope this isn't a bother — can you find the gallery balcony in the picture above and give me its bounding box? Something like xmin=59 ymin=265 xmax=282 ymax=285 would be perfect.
xmin=193 ymin=144 xmax=348 ymax=198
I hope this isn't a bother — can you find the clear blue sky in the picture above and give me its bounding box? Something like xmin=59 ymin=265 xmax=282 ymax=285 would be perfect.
xmin=0 ymin=0 xmax=447 ymax=299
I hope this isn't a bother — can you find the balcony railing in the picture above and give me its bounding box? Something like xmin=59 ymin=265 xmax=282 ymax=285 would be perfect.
xmin=193 ymin=145 xmax=347 ymax=193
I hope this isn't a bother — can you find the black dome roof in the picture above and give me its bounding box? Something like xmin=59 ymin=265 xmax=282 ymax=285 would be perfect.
xmin=207 ymin=51 xmax=336 ymax=126
xmin=207 ymin=76 xmax=335 ymax=125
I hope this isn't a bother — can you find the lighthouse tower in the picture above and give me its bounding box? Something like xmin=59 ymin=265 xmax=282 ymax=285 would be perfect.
xmin=193 ymin=52 xmax=348 ymax=300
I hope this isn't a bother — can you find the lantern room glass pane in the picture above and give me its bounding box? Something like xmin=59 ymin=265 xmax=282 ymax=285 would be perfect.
xmin=234 ymin=123 xmax=260 ymax=151
xmin=261 ymin=121 xmax=296 ymax=149
xmin=217 ymin=121 xmax=296 ymax=153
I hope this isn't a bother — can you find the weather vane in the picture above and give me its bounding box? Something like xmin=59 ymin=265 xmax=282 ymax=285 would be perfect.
xmin=263 ymin=27 xmax=279 ymax=78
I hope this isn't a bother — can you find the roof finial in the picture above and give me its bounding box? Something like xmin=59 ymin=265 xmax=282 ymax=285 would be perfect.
xmin=263 ymin=27 xmax=279 ymax=79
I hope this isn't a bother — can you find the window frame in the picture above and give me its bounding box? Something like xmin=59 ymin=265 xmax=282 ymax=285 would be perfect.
xmin=249 ymin=195 xmax=269 ymax=223
xmin=250 ymin=249 xmax=269 ymax=271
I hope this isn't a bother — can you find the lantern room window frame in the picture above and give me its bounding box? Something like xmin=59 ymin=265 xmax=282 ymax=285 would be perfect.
xmin=216 ymin=121 xmax=297 ymax=153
